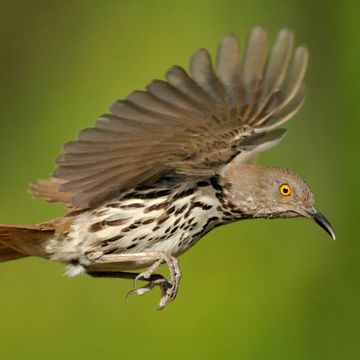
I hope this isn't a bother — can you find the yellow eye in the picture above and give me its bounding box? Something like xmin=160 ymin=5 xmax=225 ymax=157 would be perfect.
xmin=279 ymin=184 xmax=291 ymax=196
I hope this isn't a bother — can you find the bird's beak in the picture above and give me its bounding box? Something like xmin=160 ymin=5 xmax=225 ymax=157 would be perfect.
xmin=307 ymin=210 xmax=336 ymax=240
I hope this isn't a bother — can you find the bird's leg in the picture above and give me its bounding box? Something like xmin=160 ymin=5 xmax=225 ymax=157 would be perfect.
xmin=86 ymin=252 xmax=182 ymax=309
xmin=88 ymin=271 xmax=172 ymax=303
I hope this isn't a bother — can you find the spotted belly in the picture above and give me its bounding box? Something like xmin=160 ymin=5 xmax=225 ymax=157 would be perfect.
xmin=46 ymin=181 xmax=224 ymax=264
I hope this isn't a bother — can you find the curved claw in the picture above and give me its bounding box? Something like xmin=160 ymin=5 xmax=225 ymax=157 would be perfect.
xmin=132 ymin=272 xmax=145 ymax=290
xmin=126 ymin=276 xmax=172 ymax=306
xmin=133 ymin=258 xmax=164 ymax=289
xmin=128 ymin=254 xmax=182 ymax=309
xmin=155 ymin=282 xmax=174 ymax=310
xmin=126 ymin=283 xmax=156 ymax=301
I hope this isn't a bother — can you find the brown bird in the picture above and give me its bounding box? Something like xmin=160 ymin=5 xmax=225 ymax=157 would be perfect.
xmin=0 ymin=27 xmax=335 ymax=309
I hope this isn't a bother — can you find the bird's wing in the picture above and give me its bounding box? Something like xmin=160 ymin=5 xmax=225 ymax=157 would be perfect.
xmin=29 ymin=178 xmax=73 ymax=207
xmin=53 ymin=27 xmax=308 ymax=208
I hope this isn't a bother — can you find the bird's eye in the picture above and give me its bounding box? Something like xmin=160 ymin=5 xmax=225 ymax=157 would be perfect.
xmin=279 ymin=184 xmax=291 ymax=196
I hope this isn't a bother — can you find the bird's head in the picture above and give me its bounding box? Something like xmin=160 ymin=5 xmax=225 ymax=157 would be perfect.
xmin=221 ymin=164 xmax=335 ymax=240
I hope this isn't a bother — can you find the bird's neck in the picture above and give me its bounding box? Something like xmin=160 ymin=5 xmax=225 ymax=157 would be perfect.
xmin=219 ymin=163 xmax=276 ymax=220
xmin=208 ymin=175 xmax=253 ymax=223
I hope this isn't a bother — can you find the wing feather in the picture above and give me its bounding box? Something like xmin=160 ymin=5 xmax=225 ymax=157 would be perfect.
xmin=241 ymin=26 xmax=268 ymax=110
xmin=52 ymin=27 xmax=308 ymax=208
xmin=216 ymin=34 xmax=241 ymax=108
xmin=249 ymin=29 xmax=294 ymax=124
xmin=190 ymin=49 xmax=227 ymax=105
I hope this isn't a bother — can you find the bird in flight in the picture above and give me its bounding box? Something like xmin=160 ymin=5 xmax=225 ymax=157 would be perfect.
xmin=0 ymin=27 xmax=335 ymax=309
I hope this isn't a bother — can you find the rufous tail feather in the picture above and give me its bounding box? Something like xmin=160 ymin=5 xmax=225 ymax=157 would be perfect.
xmin=0 ymin=224 xmax=55 ymax=262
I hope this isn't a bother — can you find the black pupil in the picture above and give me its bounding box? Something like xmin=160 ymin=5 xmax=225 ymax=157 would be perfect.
xmin=283 ymin=187 xmax=288 ymax=193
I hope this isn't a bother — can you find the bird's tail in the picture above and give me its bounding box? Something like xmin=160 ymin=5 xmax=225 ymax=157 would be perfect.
xmin=0 ymin=224 xmax=55 ymax=262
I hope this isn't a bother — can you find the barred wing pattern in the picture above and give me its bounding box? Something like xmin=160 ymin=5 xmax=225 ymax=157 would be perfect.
xmin=53 ymin=27 xmax=308 ymax=208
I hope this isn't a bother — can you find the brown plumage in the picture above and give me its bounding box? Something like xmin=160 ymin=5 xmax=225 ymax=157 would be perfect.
xmin=1 ymin=27 xmax=334 ymax=309
xmin=0 ymin=224 xmax=55 ymax=260
xmin=29 ymin=178 xmax=72 ymax=206
xmin=52 ymin=27 xmax=307 ymax=208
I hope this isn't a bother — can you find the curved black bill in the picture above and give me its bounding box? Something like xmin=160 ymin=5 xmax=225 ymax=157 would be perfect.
xmin=311 ymin=211 xmax=336 ymax=240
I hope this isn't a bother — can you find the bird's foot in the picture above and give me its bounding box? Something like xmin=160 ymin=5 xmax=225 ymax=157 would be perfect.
xmin=126 ymin=274 xmax=173 ymax=309
xmin=128 ymin=254 xmax=182 ymax=309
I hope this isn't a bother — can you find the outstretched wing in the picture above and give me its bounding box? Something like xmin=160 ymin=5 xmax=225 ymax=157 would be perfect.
xmin=53 ymin=27 xmax=308 ymax=208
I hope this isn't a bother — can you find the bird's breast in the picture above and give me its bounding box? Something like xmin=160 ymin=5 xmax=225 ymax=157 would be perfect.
xmin=47 ymin=182 xmax=225 ymax=263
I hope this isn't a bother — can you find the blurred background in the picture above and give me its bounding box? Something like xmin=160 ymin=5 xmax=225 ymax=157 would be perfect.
xmin=0 ymin=0 xmax=358 ymax=359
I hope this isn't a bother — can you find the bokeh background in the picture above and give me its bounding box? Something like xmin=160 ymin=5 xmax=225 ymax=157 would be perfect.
xmin=0 ymin=1 xmax=358 ymax=359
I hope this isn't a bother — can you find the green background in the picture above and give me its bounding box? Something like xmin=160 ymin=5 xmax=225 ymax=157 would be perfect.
xmin=0 ymin=1 xmax=358 ymax=359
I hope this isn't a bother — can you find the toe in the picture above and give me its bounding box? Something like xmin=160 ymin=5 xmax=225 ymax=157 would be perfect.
xmin=126 ymin=284 xmax=154 ymax=300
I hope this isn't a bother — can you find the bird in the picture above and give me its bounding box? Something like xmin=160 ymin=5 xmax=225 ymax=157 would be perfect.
xmin=0 ymin=26 xmax=335 ymax=309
